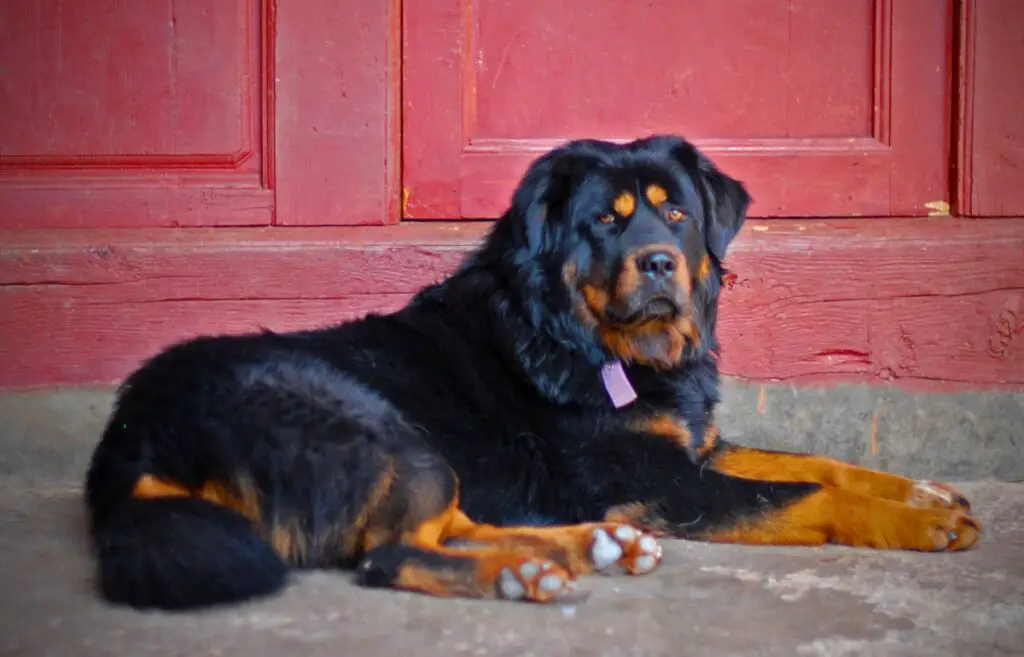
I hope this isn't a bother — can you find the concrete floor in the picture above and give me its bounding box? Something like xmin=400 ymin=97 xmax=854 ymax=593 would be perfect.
xmin=1 ymin=391 xmax=1022 ymax=657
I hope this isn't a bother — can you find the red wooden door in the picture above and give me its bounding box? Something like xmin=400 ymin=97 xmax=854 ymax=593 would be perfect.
xmin=956 ymin=0 xmax=1024 ymax=216
xmin=0 ymin=0 xmax=399 ymax=228
xmin=403 ymin=0 xmax=951 ymax=219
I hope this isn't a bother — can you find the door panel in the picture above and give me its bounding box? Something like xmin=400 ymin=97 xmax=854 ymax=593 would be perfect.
xmin=956 ymin=0 xmax=1024 ymax=217
xmin=475 ymin=2 xmax=874 ymax=140
xmin=0 ymin=0 xmax=398 ymax=228
xmin=404 ymin=0 xmax=951 ymax=219
xmin=0 ymin=3 xmax=251 ymax=159
xmin=273 ymin=0 xmax=401 ymax=226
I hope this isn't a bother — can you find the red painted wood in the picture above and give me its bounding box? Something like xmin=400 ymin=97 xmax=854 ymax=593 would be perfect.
xmin=2 ymin=220 xmax=1022 ymax=391
xmin=0 ymin=294 xmax=415 ymax=388
xmin=0 ymin=2 xmax=254 ymax=160
xmin=0 ymin=0 xmax=269 ymax=228
xmin=273 ymin=0 xmax=401 ymax=225
xmin=0 ymin=0 xmax=397 ymax=228
xmin=716 ymin=220 xmax=1024 ymax=386
xmin=403 ymin=0 xmax=952 ymax=220
xmin=955 ymin=0 xmax=1024 ymax=216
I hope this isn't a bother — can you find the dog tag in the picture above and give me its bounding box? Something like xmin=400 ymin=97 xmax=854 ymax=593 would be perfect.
xmin=600 ymin=361 xmax=637 ymax=408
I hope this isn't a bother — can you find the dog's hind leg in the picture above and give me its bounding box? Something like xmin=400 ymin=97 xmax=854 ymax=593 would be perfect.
xmin=354 ymin=497 xmax=581 ymax=602
xmin=345 ymin=451 xmax=584 ymax=602
xmin=352 ymin=441 xmax=663 ymax=600
xmin=439 ymin=510 xmax=664 ymax=577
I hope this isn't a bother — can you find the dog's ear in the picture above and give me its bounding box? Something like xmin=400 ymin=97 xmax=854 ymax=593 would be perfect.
xmin=490 ymin=143 xmax=611 ymax=405
xmin=697 ymin=156 xmax=751 ymax=262
xmin=507 ymin=146 xmax=599 ymax=255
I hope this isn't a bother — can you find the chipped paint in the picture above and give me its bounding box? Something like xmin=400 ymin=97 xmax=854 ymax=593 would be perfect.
xmin=924 ymin=200 xmax=950 ymax=216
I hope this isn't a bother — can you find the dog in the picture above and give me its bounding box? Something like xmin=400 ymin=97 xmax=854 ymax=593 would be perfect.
xmin=85 ymin=135 xmax=982 ymax=610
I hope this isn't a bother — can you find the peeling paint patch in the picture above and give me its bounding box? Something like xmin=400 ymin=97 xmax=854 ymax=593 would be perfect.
xmin=924 ymin=200 xmax=950 ymax=216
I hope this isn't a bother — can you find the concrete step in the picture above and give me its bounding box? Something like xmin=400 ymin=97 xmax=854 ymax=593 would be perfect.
xmin=1 ymin=482 xmax=1022 ymax=657
xmin=1 ymin=387 xmax=1022 ymax=656
xmin=2 ymin=383 xmax=1021 ymax=487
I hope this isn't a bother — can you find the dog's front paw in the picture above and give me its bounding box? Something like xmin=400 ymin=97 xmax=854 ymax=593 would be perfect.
xmin=589 ymin=524 xmax=663 ymax=575
xmin=908 ymin=480 xmax=972 ymax=513
xmin=910 ymin=508 xmax=983 ymax=551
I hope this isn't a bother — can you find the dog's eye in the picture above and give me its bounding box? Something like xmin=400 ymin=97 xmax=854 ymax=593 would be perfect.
xmin=666 ymin=208 xmax=686 ymax=222
xmin=597 ymin=214 xmax=616 ymax=225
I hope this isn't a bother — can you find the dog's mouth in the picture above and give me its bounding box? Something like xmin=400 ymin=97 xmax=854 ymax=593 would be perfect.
xmin=576 ymin=281 xmax=699 ymax=368
xmin=608 ymin=296 xmax=681 ymax=327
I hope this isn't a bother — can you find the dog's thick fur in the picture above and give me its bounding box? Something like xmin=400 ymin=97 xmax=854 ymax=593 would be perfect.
xmin=85 ymin=135 xmax=981 ymax=610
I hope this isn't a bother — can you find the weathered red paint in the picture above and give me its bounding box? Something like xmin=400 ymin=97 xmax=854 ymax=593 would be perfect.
xmin=2 ymin=219 xmax=1022 ymax=392
xmin=402 ymin=0 xmax=952 ymax=219
xmin=956 ymin=0 xmax=1024 ymax=216
xmin=0 ymin=0 xmax=399 ymax=228
xmin=274 ymin=0 xmax=402 ymax=225
xmin=0 ymin=0 xmax=1020 ymax=396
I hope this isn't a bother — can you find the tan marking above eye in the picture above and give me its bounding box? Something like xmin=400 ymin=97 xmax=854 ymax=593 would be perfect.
xmin=645 ymin=184 xmax=669 ymax=208
xmin=667 ymin=208 xmax=685 ymax=222
xmin=612 ymin=191 xmax=636 ymax=218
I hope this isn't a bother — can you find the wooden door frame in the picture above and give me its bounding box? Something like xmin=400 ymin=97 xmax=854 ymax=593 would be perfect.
xmin=953 ymin=0 xmax=1024 ymax=217
xmin=273 ymin=0 xmax=403 ymax=226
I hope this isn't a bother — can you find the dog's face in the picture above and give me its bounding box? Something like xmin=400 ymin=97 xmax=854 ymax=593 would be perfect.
xmin=505 ymin=135 xmax=750 ymax=370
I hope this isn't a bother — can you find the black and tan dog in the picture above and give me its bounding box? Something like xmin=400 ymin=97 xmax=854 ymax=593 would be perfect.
xmin=85 ymin=135 xmax=981 ymax=610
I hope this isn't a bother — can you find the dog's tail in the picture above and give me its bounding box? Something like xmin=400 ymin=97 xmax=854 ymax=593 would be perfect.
xmin=90 ymin=496 xmax=288 ymax=610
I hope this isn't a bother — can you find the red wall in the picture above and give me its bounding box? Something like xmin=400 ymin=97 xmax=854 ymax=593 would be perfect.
xmin=0 ymin=1 xmax=1021 ymax=391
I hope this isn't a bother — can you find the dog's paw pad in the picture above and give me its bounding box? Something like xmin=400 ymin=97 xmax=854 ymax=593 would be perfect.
xmin=591 ymin=527 xmax=624 ymax=570
xmin=496 ymin=559 xmax=574 ymax=602
xmin=591 ymin=525 xmax=663 ymax=576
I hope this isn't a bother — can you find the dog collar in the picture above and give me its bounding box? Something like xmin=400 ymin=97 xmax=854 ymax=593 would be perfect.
xmin=600 ymin=361 xmax=638 ymax=408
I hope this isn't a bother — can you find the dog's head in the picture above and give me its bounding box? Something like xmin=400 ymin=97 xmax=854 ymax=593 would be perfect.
xmin=493 ymin=135 xmax=750 ymax=373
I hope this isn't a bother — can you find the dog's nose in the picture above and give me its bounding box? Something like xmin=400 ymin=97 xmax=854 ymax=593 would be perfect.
xmin=636 ymin=250 xmax=677 ymax=281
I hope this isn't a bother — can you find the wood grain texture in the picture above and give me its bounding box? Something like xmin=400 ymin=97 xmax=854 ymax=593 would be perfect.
xmin=0 ymin=184 xmax=275 ymax=229
xmin=403 ymin=0 xmax=951 ymax=219
xmin=955 ymin=0 xmax=1024 ymax=216
xmin=717 ymin=220 xmax=1024 ymax=387
xmin=2 ymin=219 xmax=1022 ymax=391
